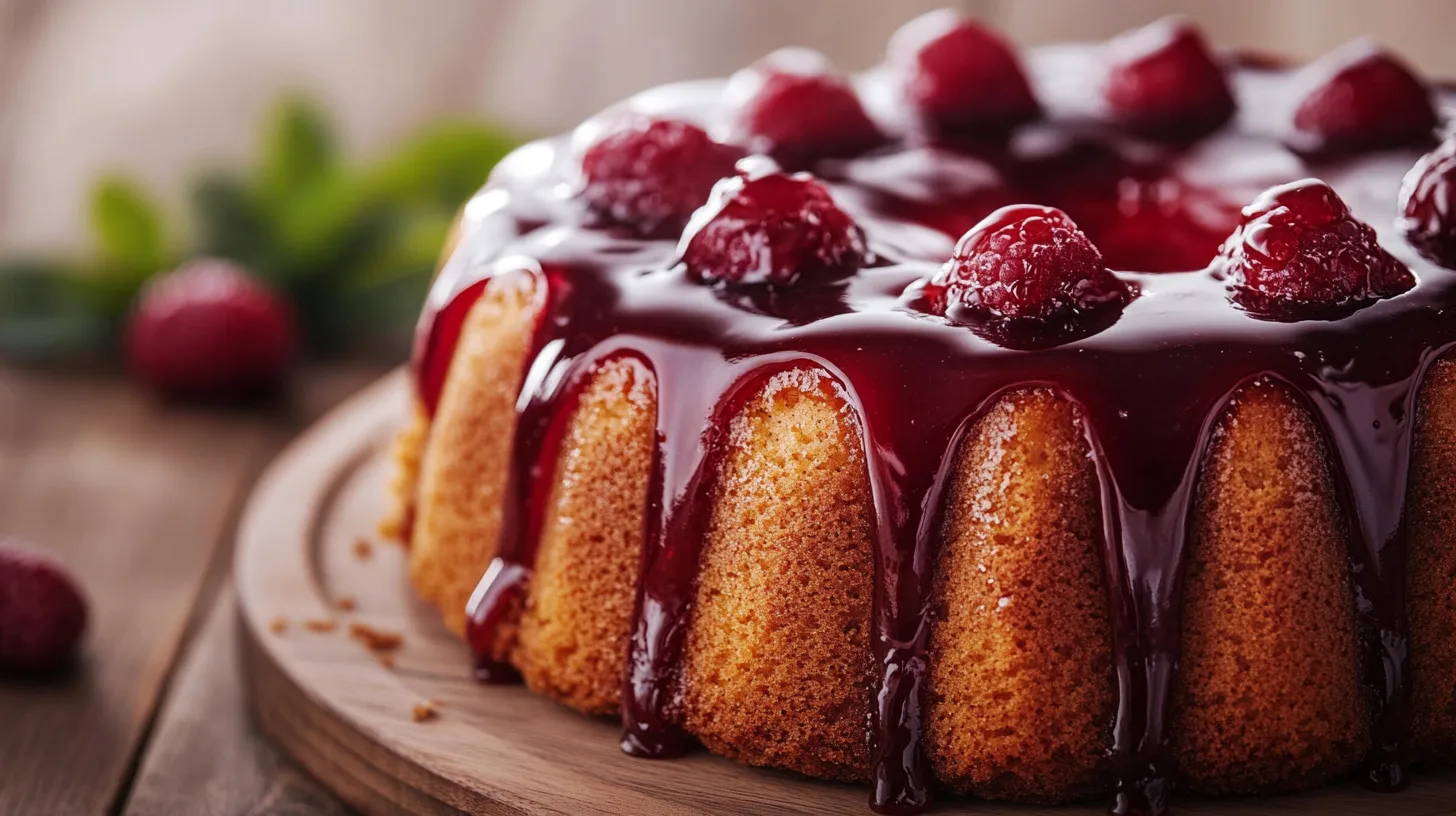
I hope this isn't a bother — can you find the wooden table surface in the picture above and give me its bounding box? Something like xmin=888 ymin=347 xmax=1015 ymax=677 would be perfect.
xmin=0 ymin=363 xmax=384 ymax=816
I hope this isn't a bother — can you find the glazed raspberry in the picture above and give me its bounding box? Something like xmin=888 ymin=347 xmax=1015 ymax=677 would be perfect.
xmin=681 ymin=170 xmax=866 ymax=286
xmin=928 ymin=204 xmax=1131 ymax=320
xmin=889 ymin=10 xmax=1039 ymax=136
xmin=1220 ymin=179 xmax=1415 ymax=315
xmin=726 ymin=48 xmax=885 ymax=159
xmin=0 ymin=541 xmax=88 ymax=674
xmin=126 ymin=259 xmax=297 ymax=399
xmin=1104 ymin=17 xmax=1235 ymax=137
xmin=1399 ymin=136 xmax=1456 ymax=267
xmin=580 ymin=118 xmax=746 ymax=234
xmin=1291 ymin=41 xmax=1437 ymax=153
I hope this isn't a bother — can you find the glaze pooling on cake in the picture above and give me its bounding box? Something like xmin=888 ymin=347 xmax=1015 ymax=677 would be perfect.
xmin=401 ymin=19 xmax=1456 ymax=816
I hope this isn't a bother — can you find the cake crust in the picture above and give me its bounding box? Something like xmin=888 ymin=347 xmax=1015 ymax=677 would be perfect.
xmin=1409 ymin=359 xmax=1456 ymax=761
xmin=389 ymin=287 xmax=1456 ymax=802
xmin=406 ymin=272 xmax=538 ymax=639
xmin=927 ymin=390 xmax=1112 ymax=803
xmin=513 ymin=357 xmax=656 ymax=715
xmin=1175 ymin=380 xmax=1367 ymax=792
xmin=680 ymin=369 xmax=877 ymax=781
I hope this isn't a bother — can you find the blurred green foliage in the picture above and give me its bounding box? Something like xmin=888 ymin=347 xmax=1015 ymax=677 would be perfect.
xmin=0 ymin=96 xmax=518 ymax=362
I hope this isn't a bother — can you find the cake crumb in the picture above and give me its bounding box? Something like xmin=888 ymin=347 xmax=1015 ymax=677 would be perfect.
xmin=350 ymin=622 xmax=404 ymax=652
xmin=269 ymin=617 xmax=288 ymax=635
xmin=305 ymin=618 xmax=338 ymax=633
xmin=334 ymin=596 xmax=357 ymax=613
xmin=354 ymin=538 xmax=374 ymax=560
xmin=412 ymin=701 xmax=438 ymax=722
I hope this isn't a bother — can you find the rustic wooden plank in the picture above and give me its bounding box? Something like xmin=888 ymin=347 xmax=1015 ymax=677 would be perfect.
xmin=0 ymin=368 xmax=279 ymax=816
xmin=0 ymin=363 xmax=386 ymax=816
xmin=112 ymin=363 xmax=386 ymax=816
xmin=120 ymin=585 xmax=355 ymax=816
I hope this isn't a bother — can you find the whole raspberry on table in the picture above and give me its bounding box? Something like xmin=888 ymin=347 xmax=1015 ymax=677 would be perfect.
xmin=580 ymin=117 xmax=745 ymax=235
xmin=126 ymin=259 xmax=297 ymax=399
xmin=927 ymin=204 xmax=1131 ymax=321
xmin=0 ymin=540 xmax=88 ymax=674
xmin=1220 ymin=178 xmax=1415 ymax=316
xmin=681 ymin=170 xmax=866 ymax=286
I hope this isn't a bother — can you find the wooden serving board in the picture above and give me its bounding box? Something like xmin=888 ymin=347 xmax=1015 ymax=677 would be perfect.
xmin=235 ymin=371 xmax=1456 ymax=816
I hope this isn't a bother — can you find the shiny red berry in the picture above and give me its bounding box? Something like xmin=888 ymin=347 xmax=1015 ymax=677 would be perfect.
xmin=928 ymin=204 xmax=1130 ymax=320
xmin=1104 ymin=17 xmax=1235 ymax=138
xmin=126 ymin=259 xmax=297 ymax=399
xmin=1399 ymin=136 xmax=1456 ymax=267
xmin=889 ymin=10 xmax=1039 ymax=136
xmin=1291 ymin=41 xmax=1437 ymax=153
xmin=726 ymin=49 xmax=885 ymax=159
xmin=681 ymin=170 xmax=866 ymax=286
xmin=580 ymin=118 xmax=745 ymax=234
xmin=1221 ymin=179 xmax=1415 ymax=315
xmin=0 ymin=541 xmax=88 ymax=674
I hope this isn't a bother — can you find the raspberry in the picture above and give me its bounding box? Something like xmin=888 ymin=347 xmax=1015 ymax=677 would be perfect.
xmin=1291 ymin=41 xmax=1437 ymax=153
xmin=681 ymin=169 xmax=866 ymax=286
xmin=889 ymin=10 xmax=1039 ymax=136
xmin=126 ymin=259 xmax=297 ymax=399
xmin=580 ymin=118 xmax=745 ymax=235
xmin=726 ymin=48 xmax=885 ymax=159
xmin=1104 ymin=17 xmax=1235 ymax=138
xmin=927 ymin=204 xmax=1131 ymax=320
xmin=1220 ymin=179 xmax=1415 ymax=316
xmin=1399 ymin=135 xmax=1456 ymax=267
xmin=0 ymin=541 xmax=88 ymax=674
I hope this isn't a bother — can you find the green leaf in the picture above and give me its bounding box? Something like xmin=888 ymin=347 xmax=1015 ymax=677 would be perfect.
xmin=85 ymin=177 xmax=176 ymax=318
xmin=361 ymin=121 xmax=518 ymax=208
xmin=348 ymin=205 xmax=454 ymax=290
xmin=0 ymin=260 xmax=111 ymax=361
xmin=259 ymin=96 xmax=337 ymax=207
xmin=333 ymin=269 xmax=431 ymax=359
xmin=90 ymin=176 xmax=168 ymax=276
xmin=272 ymin=169 xmax=375 ymax=276
xmin=191 ymin=172 xmax=274 ymax=273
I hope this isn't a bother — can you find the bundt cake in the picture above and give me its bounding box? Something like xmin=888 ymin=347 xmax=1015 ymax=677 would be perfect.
xmin=382 ymin=12 xmax=1456 ymax=814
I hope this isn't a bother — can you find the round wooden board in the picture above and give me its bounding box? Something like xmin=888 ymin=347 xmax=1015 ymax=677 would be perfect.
xmin=236 ymin=371 xmax=1456 ymax=816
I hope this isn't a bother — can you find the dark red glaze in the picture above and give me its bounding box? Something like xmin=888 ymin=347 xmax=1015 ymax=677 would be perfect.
xmin=682 ymin=168 xmax=867 ymax=285
xmin=926 ymin=204 xmax=1131 ymax=320
xmin=465 ymin=557 xmax=526 ymax=683
xmin=726 ymin=48 xmax=886 ymax=159
xmin=1291 ymin=41 xmax=1439 ymax=154
xmin=1219 ymin=178 xmax=1415 ymax=317
xmin=889 ymin=10 xmax=1040 ymax=137
xmin=580 ymin=118 xmax=745 ymax=236
xmin=1399 ymin=135 xmax=1456 ymax=267
xmin=1103 ymin=17 xmax=1236 ymax=138
xmin=412 ymin=41 xmax=1456 ymax=816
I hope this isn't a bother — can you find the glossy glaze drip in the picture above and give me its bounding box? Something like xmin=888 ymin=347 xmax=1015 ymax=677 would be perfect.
xmin=413 ymin=46 xmax=1454 ymax=816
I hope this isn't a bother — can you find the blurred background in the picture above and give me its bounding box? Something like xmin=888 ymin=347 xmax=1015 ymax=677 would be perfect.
xmin=1 ymin=0 xmax=1453 ymax=365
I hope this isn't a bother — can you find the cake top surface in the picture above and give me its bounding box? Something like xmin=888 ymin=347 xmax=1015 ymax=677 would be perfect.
xmin=421 ymin=25 xmax=1452 ymax=375
xmin=414 ymin=14 xmax=1456 ymax=816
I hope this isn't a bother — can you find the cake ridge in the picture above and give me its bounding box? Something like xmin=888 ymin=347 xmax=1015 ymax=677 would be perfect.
xmin=404 ymin=34 xmax=1456 ymax=816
